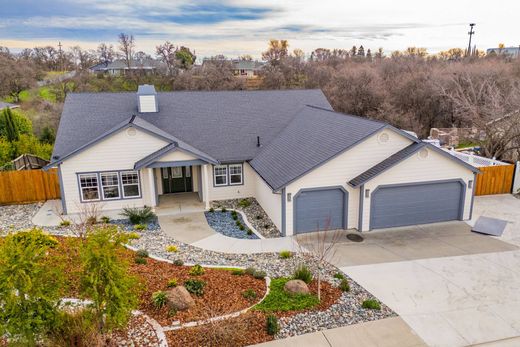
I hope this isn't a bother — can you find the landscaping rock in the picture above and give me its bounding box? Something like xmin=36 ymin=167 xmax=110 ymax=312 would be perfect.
xmin=284 ymin=279 xmax=310 ymax=295
xmin=165 ymin=286 xmax=195 ymax=311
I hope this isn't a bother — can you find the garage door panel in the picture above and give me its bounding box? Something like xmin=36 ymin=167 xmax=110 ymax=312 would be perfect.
xmin=295 ymin=188 xmax=346 ymax=234
xmin=371 ymin=181 xmax=463 ymax=229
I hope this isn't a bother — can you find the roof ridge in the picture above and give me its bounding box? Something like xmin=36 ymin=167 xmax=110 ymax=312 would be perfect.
xmin=304 ymin=104 xmax=389 ymax=126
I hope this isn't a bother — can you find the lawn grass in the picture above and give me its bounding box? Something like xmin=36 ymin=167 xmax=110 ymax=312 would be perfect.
xmin=254 ymin=278 xmax=319 ymax=312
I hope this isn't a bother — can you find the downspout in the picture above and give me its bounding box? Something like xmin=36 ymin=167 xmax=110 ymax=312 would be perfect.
xmin=358 ymin=184 xmax=364 ymax=232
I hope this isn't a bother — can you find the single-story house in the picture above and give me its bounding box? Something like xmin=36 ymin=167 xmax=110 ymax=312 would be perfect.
xmin=232 ymin=60 xmax=264 ymax=78
xmin=46 ymin=85 xmax=478 ymax=235
xmin=89 ymin=59 xmax=166 ymax=76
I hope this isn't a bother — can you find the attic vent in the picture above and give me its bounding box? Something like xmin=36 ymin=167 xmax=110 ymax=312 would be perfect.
xmin=418 ymin=148 xmax=429 ymax=159
xmin=378 ymin=132 xmax=389 ymax=144
xmin=137 ymin=84 xmax=158 ymax=113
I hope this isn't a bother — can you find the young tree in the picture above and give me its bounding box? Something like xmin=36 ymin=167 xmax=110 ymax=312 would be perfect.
xmin=156 ymin=41 xmax=177 ymax=75
xmin=0 ymin=229 xmax=63 ymax=345
xmin=175 ymin=46 xmax=196 ymax=69
xmin=97 ymin=43 xmax=115 ymax=64
xmin=118 ymin=33 xmax=135 ymax=69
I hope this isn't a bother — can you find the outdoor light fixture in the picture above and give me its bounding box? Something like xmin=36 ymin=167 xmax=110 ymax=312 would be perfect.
xmin=287 ymin=193 xmax=292 ymax=202
xmin=469 ymin=180 xmax=473 ymax=189
xmin=365 ymin=189 xmax=370 ymax=198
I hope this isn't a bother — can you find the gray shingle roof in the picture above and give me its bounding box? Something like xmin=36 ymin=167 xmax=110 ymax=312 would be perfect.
xmin=52 ymin=89 xmax=332 ymax=163
xmin=249 ymin=105 xmax=388 ymax=190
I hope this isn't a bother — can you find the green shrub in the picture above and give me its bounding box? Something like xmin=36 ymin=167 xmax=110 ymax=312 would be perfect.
xmin=184 ymin=279 xmax=206 ymax=296
xmin=247 ymin=228 xmax=253 ymax=235
xmin=121 ymin=206 xmax=156 ymax=225
xmin=80 ymin=226 xmax=137 ymax=331
xmin=167 ymin=279 xmax=178 ymax=288
xmin=136 ymin=249 xmax=149 ymax=258
xmin=152 ymin=291 xmax=167 ymax=309
xmin=189 ymin=264 xmax=205 ymax=276
xmin=339 ymin=279 xmax=350 ymax=292
xmin=59 ymin=220 xmax=71 ymax=227
xmin=238 ymin=198 xmax=251 ymax=208
xmin=279 ymin=250 xmax=292 ymax=259
xmin=100 ymin=216 xmax=110 ymax=224
xmin=166 ymin=245 xmax=178 ymax=253
xmin=173 ymin=259 xmax=184 ymax=266
xmin=0 ymin=229 xmax=63 ymax=345
xmin=209 ymin=207 xmax=215 ymax=213
xmin=134 ymin=256 xmax=147 ymax=265
xmin=255 ymin=278 xmax=319 ymax=312
xmin=134 ymin=224 xmax=146 ymax=231
xmin=231 ymin=210 xmax=238 ymax=217
xmin=239 ymin=224 xmax=245 ymax=231
xmin=362 ymin=299 xmax=381 ymax=310
xmin=232 ymin=214 xmax=238 ymax=221
xmin=127 ymin=232 xmax=140 ymax=240
xmin=333 ymin=272 xmax=345 ymax=280
xmin=266 ymin=315 xmax=279 ymax=335
xmin=242 ymin=289 xmax=257 ymax=301
xmin=235 ymin=220 xmax=242 ymax=227
xmin=168 ymin=307 xmax=177 ymax=318
xmin=221 ymin=207 xmax=227 ymax=213
xmin=253 ymin=270 xmax=267 ymax=279
xmin=244 ymin=267 xmax=256 ymax=276
xmin=293 ymin=264 xmax=313 ymax=284
xmin=231 ymin=269 xmax=245 ymax=276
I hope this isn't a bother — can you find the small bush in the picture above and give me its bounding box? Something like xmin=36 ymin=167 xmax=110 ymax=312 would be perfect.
xmin=134 ymin=256 xmax=147 ymax=265
xmin=86 ymin=216 xmax=97 ymax=225
xmin=255 ymin=215 xmax=263 ymax=220
xmin=244 ymin=267 xmax=256 ymax=276
xmin=339 ymin=279 xmax=350 ymax=292
xmin=232 ymin=214 xmax=238 ymax=221
xmin=239 ymin=224 xmax=245 ymax=231
xmin=235 ymin=220 xmax=242 ymax=227
xmin=173 ymin=259 xmax=184 ymax=266
xmin=47 ymin=309 xmax=103 ymax=347
xmin=231 ymin=210 xmax=238 ymax=217
xmin=136 ymin=249 xmax=149 ymax=258
xmin=293 ymin=264 xmax=313 ymax=284
xmin=152 ymin=291 xmax=167 ymax=309
xmin=134 ymin=224 xmax=146 ymax=231
xmin=279 ymin=250 xmax=292 ymax=259
xmin=189 ymin=264 xmax=205 ymax=276
xmin=231 ymin=269 xmax=245 ymax=276
xmin=127 ymin=232 xmax=140 ymax=240
xmin=121 ymin=206 xmax=156 ymax=225
xmin=59 ymin=220 xmax=71 ymax=227
xmin=247 ymin=228 xmax=253 ymax=235
xmin=166 ymin=245 xmax=178 ymax=253
xmin=253 ymin=270 xmax=266 ymax=279
xmin=238 ymin=198 xmax=251 ymax=208
xmin=266 ymin=315 xmax=279 ymax=335
xmin=167 ymin=278 xmax=178 ymax=288
xmin=255 ymin=278 xmax=319 ymax=312
xmin=221 ymin=207 xmax=227 ymax=213
xmin=100 ymin=216 xmax=110 ymax=224
xmin=333 ymin=272 xmax=345 ymax=280
xmin=184 ymin=279 xmax=206 ymax=296
xmin=242 ymin=289 xmax=257 ymax=301
xmin=209 ymin=207 xmax=215 ymax=213
xmin=362 ymin=299 xmax=381 ymax=310
xmin=168 ymin=307 xmax=177 ymax=318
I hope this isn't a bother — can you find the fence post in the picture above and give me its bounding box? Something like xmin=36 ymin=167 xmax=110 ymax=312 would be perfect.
xmin=513 ymin=162 xmax=520 ymax=194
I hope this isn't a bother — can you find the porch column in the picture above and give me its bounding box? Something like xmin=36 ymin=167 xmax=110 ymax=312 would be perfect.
xmin=201 ymin=164 xmax=210 ymax=209
xmin=148 ymin=168 xmax=157 ymax=207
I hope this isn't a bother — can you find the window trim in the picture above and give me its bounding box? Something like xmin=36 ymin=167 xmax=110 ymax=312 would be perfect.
xmin=213 ymin=163 xmax=244 ymax=187
xmin=76 ymin=170 xmax=142 ymax=203
xmin=100 ymin=171 xmax=121 ymax=200
xmin=78 ymin=173 xmax=101 ymax=202
xmin=228 ymin=163 xmax=243 ymax=185
xmin=213 ymin=165 xmax=228 ymax=187
xmin=121 ymin=170 xmax=141 ymax=199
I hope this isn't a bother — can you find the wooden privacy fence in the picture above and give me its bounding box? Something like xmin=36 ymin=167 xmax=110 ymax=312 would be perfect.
xmin=0 ymin=169 xmax=61 ymax=205
xmin=475 ymin=164 xmax=515 ymax=196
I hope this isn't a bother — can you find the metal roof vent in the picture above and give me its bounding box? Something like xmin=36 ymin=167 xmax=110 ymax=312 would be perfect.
xmin=137 ymin=84 xmax=158 ymax=113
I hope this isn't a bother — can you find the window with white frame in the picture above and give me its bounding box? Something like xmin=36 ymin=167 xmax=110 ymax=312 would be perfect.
xmin=100 ymin=172 xmax=120 ymax=199
xmin=121 ymin=171 xmax=140 ymax=198
xmin=213 ymin=165 xmax=228 ymax=186
xmin=79 ymin=173 xmax=100 ymax=201
xmin=229 ymin=164 xmax=243 ymax=185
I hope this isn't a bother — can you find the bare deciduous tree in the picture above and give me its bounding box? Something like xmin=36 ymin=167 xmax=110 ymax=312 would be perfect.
xmin=118 ymin=33 xmax=135 ymax=69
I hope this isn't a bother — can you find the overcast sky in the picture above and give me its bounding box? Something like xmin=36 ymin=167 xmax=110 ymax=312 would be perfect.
xmin=0 ymin=0 xmax=518 ymax=59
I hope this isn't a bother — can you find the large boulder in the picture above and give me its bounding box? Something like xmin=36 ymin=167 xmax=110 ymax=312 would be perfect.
xmin=166 ymin=286 xmax=195 ymax=311
xmin=284 ymin=279 xmax=310 ymax=295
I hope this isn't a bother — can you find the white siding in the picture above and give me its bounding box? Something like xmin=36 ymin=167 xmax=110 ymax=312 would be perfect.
xmin=206 ymin=162 xmax=256 ymax=201
xmin=285 ymin=129 xmax=413 ymax=236
xmin=138 ymin=95 xmax=157 ymax=112
xmin=61 ymin=127 xmax=168 ymax=214
xmin=156 ymin=149 xmax=198 ymax=162
xmin=360 ymin=146 xmax=474 ymax=231
xmin=253 ymin=169 xmax=282 ymax=230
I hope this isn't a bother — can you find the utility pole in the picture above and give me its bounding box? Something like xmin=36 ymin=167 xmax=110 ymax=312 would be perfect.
xmin=467 ymin=23 xmax=476 ymax=57
xmin=58 ymin=41 xmax=63 ymax=71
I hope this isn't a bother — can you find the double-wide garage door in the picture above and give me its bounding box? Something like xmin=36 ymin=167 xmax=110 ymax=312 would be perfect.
xmin=294 ymin=188 xmax=346 ymax=234
xmin=370 ymin=181 xmax=464 ymax=229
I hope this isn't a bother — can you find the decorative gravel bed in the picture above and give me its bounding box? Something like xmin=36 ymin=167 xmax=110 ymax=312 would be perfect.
xmin=204 ymin=210 xmax=259 ymax=239
xmin=211 ymin=198 xmax=281 ymax=238
xmin=1 ymin=203 xmax=396 ymax=343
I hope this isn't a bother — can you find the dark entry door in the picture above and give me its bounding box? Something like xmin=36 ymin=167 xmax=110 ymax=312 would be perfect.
xmin=161 ymin=166 xmax=193 ymax=194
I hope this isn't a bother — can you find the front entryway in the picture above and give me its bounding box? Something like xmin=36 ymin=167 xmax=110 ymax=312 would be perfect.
xmin=161 ymin=166 xmax=192 ymax=194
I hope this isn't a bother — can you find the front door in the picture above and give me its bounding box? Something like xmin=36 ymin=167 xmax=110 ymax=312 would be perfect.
xmin=161 ymin=166 xmax=193 ymax=194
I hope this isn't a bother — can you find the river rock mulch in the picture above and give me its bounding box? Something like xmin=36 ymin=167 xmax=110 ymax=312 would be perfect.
xmin=211 ymin=198 xmax=281 ymax=238
xmin=204 ymin=210 xmax=259 ymax=239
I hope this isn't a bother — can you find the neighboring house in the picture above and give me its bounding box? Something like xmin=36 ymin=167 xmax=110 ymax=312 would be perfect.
xmin=0 ymin=101 xmax=20 ymax=110
xmin=232 ymin=60 xmax=264 ymax=78
xmin=89 ymin=59 xmax=166 ymax=75
xmin=12 ymin=154 xmax=49 ymax=170
xmin=486 ymin=46 xmax=520 ymax=58
xmin=46 ymin=85 xmax=478 ymax=234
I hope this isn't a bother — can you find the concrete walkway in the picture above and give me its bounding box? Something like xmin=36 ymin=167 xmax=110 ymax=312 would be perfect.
xmin=254 ymin=317 xmax=426 ymax=347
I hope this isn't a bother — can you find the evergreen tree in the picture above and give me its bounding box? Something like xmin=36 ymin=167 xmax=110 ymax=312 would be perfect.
xmin=39 ymin=126 xmax=55 ymax=144
xmin=357 ymin=45 xmax=365 ymax=57
xmin=349 ymin=46 xmax=357 ymax=56
xmin=366 ymin=48 xmax=372 ymax=60
xmin=1 ymin=108 xmax=19 ymax=142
